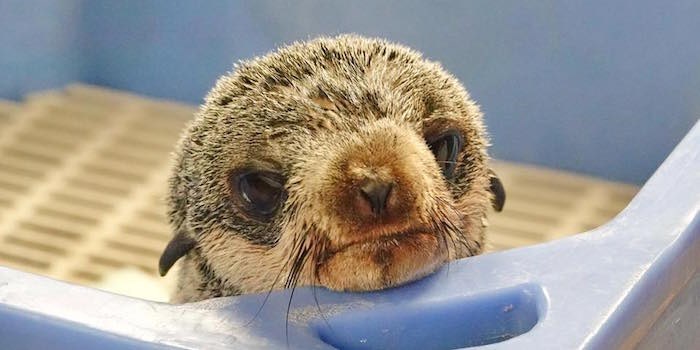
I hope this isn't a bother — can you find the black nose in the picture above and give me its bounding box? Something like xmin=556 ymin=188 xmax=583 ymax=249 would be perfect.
xmin=359 ymin=179 xmax=394 ymax=216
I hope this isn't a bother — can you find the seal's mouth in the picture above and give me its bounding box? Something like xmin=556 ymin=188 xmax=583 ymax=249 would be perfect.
xmin=315 ymin=227 xmax=448 ymax=292
xmin=326 ymin=226 xmax=432 ymax=257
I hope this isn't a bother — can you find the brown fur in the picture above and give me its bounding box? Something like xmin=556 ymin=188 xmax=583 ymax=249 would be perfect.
xmin=161 ymin=35 xmax=500 ymax=303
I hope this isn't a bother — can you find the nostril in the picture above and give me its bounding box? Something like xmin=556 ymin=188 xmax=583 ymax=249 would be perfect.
xmin=359 ymin=179 xmax=394 ymax=216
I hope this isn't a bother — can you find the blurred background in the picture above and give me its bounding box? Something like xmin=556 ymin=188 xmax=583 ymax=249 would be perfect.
xmin=0 ymin=1 xmax=698 ymax=299
xmin=2 ymin=0 xmax=698 ymax=184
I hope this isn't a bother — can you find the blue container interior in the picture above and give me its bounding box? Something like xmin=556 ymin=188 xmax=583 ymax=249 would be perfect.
xmin=0 ymin=2 xmax=699 ymax=349
xmin=2 ymin=1 xmax=699 ymax=184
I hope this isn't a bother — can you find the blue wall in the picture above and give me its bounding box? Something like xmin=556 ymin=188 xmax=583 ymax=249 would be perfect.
xmin=0 ymin=1 xmax=84 ymax=99
xmin=1 ymin=1 xmax=698 ymax=184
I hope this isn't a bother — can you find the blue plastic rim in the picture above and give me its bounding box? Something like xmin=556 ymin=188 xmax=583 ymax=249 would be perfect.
xmin=313 ymin=283 xmax=546 ymax=349
xmin=0 ymin=122 xmax=698 ymax=349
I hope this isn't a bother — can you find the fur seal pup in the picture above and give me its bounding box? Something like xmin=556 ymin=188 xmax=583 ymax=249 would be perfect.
xmin=159 ymin=35 xmax=505 ymax=303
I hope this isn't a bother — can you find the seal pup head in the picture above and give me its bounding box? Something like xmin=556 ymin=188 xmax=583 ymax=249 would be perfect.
xmin=159 ymin=35 xmax=505 ymax=303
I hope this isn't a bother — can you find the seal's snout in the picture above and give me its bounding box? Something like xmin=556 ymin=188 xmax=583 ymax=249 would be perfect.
xmin=326 ymin=126 xmax=426 ymax=237
xmin=356 ymin=177 xmax=394 ymax=218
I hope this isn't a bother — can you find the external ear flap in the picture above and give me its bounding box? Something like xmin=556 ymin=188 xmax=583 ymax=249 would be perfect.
xmin=488 ymin=170 xmax=506 ymax=212
xmin=159 ymin=231 xmax=196 ymax=276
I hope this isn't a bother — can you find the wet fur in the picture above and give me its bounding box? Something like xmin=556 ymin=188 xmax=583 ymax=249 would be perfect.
xmin=161 ymin=35 xmax=501 ymax=303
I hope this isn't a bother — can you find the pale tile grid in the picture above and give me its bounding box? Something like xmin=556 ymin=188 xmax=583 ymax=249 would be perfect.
xmin=0 ymin=84 xmax=638 ymax=291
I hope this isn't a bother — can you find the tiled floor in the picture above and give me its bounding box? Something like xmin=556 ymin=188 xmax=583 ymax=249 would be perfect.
xmin=0 ymin=84 xmax=638 ymax=298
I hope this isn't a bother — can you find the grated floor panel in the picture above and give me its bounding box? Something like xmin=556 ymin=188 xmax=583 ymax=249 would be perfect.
xmin=0 ymin=84 xmax=638 ymax=300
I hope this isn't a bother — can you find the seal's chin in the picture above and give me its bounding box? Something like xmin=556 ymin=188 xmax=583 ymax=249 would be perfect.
xmin=315 ymin=230 xmax=447 ymax=292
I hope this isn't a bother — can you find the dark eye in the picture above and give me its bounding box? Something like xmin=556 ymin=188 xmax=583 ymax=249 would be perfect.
xmin=232 ymin=171 xmax=286 ymax=219
xmin=427 ymin=131 xmax=464 ymax=179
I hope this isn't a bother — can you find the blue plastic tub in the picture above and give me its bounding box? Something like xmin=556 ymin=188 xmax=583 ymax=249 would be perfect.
xmin=1 ymin=2 xmax=699 ymax=349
